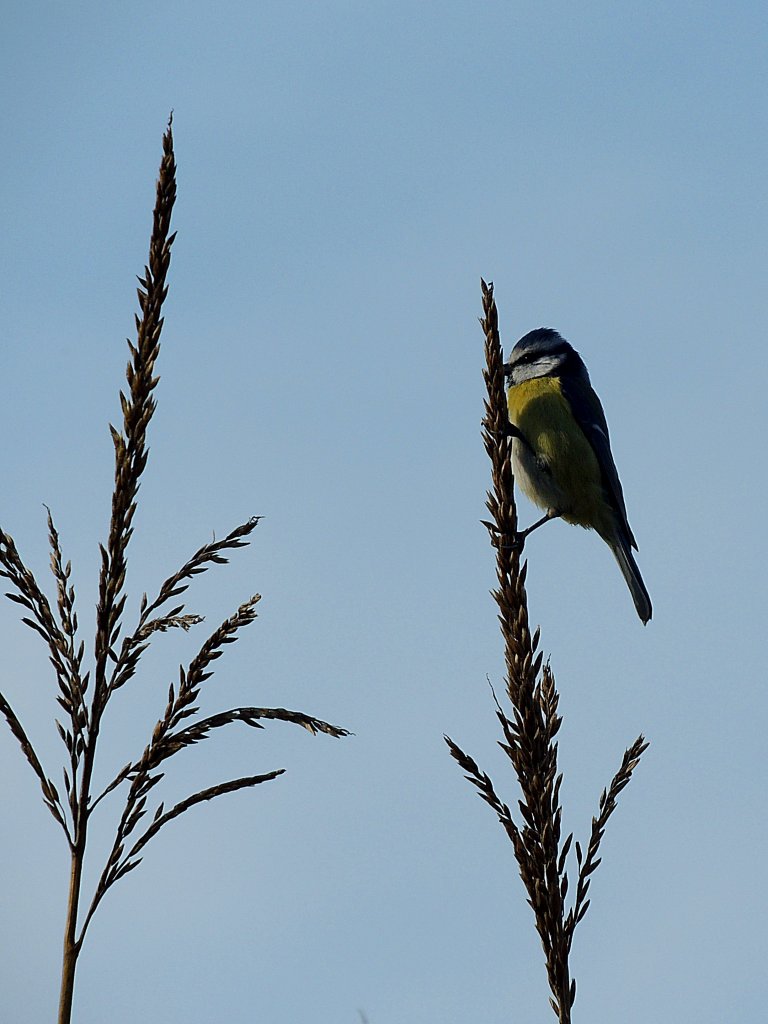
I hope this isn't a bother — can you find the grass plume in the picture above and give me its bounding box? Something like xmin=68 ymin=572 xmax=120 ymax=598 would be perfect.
xmin=446 ymin=280 xmax=648 ymax=1022
xmin=0 ymin=119 xmax=348 ymax=1024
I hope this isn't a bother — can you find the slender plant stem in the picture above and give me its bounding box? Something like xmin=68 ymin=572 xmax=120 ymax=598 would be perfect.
xmin=58 ymin=844 xmax=84 ymax=1024
xmin=58 ymin=719 xmax=99 ymax=1023
xmin=55 ymin=114 xmax=177 ymax=1024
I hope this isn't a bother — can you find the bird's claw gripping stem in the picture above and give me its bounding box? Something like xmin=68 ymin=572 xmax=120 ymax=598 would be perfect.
xmin=509 ymin=509 xmax=562 ymax=551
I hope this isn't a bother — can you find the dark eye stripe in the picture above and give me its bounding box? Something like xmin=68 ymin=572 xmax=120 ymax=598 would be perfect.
xmin=515 ymin=341 xmax=569 ymax=364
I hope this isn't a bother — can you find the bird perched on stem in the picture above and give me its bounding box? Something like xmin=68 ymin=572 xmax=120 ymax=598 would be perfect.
xmin=503 ymin=328 xmax=652 ymax=624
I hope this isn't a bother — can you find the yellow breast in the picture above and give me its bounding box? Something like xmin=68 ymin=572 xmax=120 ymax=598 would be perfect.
xmin=506 ymin=377 xmax=612 ymax=533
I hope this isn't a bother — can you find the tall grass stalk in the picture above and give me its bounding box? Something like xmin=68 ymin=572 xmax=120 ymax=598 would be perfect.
xmin=446 ymin=280 xmax=647 ymax=1022
xmin=0 ymin=121 xmax=348 ymax=1024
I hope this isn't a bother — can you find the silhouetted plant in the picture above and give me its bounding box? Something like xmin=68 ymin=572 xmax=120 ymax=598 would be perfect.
xmin=446 ymin=280 xmax=647 ymax=1023
xmin=0 ymin=120 xmax=348 ymax=1024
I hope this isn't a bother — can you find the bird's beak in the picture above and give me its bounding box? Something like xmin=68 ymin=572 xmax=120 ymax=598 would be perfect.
xmin=502 ymin=362 xmax=513 ymax=378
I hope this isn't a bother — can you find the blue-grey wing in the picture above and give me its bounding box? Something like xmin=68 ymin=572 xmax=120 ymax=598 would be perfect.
xmin=560 ymin=374 xmax=637 ymax=549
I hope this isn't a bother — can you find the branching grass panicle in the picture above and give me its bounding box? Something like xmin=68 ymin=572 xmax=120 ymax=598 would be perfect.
xmin=446 ymin=280 xmax=648 ymax=1023
xmin=0 ymin=120 xmax=348 ymax=1024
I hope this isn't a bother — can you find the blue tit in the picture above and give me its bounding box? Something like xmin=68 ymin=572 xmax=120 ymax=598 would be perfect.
xmin=503 ymin=328 xmax=652 ymax=624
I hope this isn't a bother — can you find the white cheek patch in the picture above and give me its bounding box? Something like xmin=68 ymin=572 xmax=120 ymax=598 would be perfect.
xmin=512 ymin=355 xmax=560 ymax=383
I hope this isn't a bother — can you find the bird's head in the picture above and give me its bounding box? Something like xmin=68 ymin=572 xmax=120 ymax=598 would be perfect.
xmin=503 ymin=328 xmax=584 ymax=386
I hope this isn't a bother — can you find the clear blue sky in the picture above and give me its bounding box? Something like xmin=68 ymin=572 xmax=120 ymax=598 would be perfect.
xmin=1 ymin=2 xmax=766 ymax=1022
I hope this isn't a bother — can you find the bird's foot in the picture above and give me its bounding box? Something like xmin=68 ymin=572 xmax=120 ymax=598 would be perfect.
xmin=488 ymin=423 xmax=516 ymax=441
xmin=510 ymin=508 xmax=562 ymax=550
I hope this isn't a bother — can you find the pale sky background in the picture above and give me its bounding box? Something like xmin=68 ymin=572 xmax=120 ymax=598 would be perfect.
xmin=1 ymin=2 xmax=766 ymax=1022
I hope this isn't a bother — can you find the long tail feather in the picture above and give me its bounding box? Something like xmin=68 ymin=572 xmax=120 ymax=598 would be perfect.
xmin=609 ymin=536 xmax=652 ymax=624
